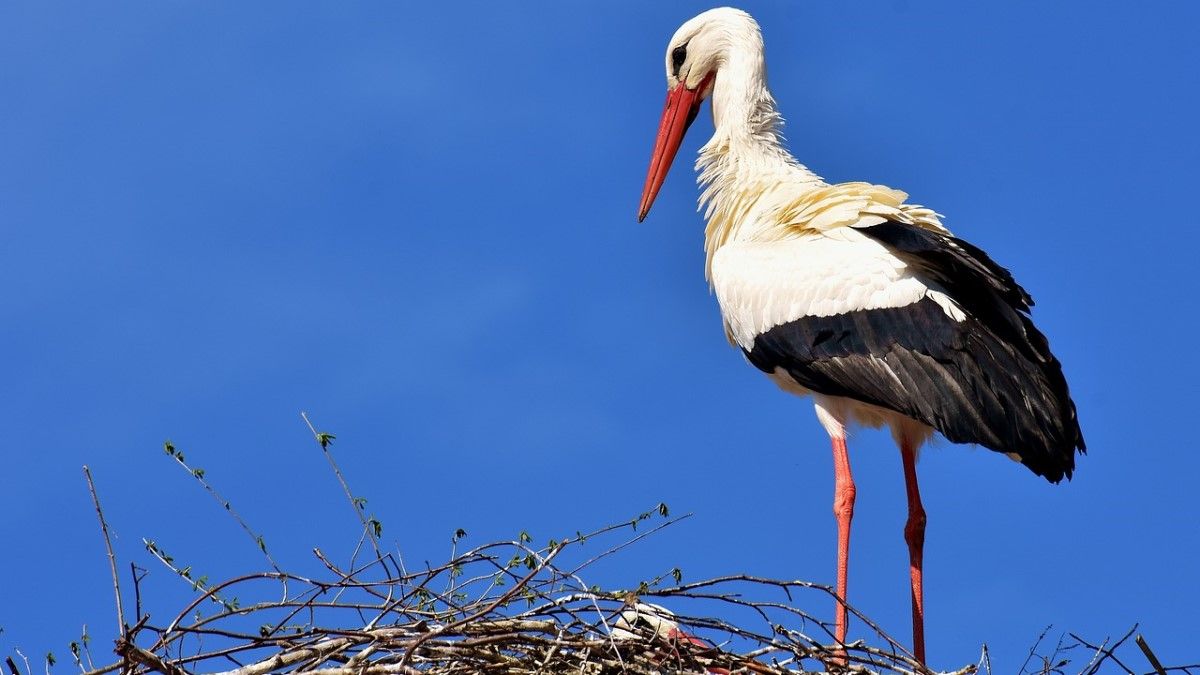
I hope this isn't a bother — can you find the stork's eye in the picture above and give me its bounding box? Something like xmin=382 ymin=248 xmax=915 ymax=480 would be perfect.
xmin=671 ymin=45 xmax=687 ymax=72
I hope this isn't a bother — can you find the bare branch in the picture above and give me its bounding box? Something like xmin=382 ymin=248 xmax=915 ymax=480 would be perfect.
xmin=300 ymin=412 xmax=397 ymax=579
xmin=1137 ymin=634 xmax=1168 ymax=675
xmin=82 ymin=466 xmax=125 ymax=638
xmin=161 ymin=441 xmax=282 ymax=576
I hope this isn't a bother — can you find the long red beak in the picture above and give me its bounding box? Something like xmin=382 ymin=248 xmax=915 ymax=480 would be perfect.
xmin=638 ymin=74 xmax=713 ymax=222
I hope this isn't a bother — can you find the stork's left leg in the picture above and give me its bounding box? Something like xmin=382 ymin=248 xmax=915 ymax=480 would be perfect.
xmin=831 ymin=435 xmax=855 ymax=650
xmin=900 ymin=439 xmax=927 ymax=664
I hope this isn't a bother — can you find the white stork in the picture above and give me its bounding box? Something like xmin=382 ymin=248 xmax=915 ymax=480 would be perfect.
xmin=637 ymin=7 xmax=1085 ymax=664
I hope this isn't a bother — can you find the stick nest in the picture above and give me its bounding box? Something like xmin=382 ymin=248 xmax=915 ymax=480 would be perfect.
xmin=52 ymin=426 xmax=1168 ymax=675
xmin=118 ymin=512 xmax=951 ymax=675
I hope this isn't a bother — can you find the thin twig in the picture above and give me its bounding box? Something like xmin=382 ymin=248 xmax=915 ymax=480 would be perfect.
xmin=83 ymin=466 xmax=125 ymax=637
xmin=130 ymin=563 xmax=147 ymax=625
xmin=300 ymin=412 xmax=396 ymax=580
xmin=76 ymin=658 xmax=119 ymax=672
xmin=1019 ymin=624 xmax=1053 ymax=675
xmin=1137 ymin=634 xmax=1168 ymax=675
xmin=162 ymin=441 xmax=283 ymax=575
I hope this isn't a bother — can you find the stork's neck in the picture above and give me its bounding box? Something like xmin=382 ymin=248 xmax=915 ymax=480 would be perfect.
xmin=697 ymin=41 xmax=825 ymax=279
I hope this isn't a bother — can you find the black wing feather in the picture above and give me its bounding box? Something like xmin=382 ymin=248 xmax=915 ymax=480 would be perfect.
xmin=745 ymin=221 xmax=1085 ymax=483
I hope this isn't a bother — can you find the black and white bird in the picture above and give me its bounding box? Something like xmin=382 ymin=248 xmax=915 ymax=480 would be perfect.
xmin=637 ymin=7 xmax=1085 ymax=665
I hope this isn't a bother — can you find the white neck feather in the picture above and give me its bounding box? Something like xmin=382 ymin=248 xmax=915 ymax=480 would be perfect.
xmin=696 ymin=25 xmax=825 ymax=279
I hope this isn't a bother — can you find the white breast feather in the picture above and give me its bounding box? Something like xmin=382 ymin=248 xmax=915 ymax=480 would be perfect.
xmin=712 ymin=228 xmax=965 ymax=350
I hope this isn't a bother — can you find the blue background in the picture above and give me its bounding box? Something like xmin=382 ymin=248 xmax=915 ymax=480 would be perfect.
xmin=3 ymin=1 xmax=1198 ymax=669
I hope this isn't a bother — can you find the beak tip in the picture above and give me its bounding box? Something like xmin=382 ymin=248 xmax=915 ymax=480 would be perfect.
xmin=637 ymin=198 xmax=651 ymax=222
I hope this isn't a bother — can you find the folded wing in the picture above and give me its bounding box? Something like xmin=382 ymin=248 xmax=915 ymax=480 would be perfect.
xmin=712 ymin=222 xmax=1085 ymax=482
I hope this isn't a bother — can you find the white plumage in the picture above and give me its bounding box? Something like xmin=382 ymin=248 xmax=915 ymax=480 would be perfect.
xmin=713 ymin=230 xmax=967 ymax=351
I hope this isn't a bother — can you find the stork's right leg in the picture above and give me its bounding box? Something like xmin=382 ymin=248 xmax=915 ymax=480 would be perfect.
xmin=900 ymin=439 xmax=927 ymax=665
xmin=831 ymin=435 xmax=856 ymax=649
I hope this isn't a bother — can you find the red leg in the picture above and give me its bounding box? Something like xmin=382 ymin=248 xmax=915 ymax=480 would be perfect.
xmin=831 ymin=436 xmax=856 ymax=651
xmin=900 ymin=440 xmax=927 ymax=665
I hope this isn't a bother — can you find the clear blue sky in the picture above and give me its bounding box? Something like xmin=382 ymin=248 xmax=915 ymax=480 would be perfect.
xmin=3 ymin=1 xmax=1198 ymax=669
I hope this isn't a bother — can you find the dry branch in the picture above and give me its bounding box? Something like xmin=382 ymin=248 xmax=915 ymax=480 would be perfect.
xmin=83 ymin=466 xmax=125 ymax=638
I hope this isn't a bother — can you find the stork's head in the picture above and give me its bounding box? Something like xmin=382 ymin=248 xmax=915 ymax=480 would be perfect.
xmin=638 ymin=7 xmax=761 ymax=221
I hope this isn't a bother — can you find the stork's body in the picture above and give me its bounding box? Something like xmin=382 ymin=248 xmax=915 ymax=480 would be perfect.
xmin=638 ymin=8 xmax=1085 ymax=665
